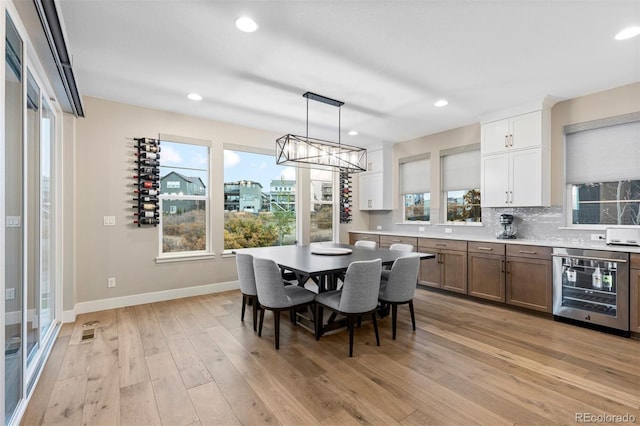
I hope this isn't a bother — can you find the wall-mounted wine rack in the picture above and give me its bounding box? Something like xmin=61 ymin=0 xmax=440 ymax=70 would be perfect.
xmin=133 ymin=137 xmax=161 ymax=227
xmin=339 ymin=169 xmax=352 ymax=223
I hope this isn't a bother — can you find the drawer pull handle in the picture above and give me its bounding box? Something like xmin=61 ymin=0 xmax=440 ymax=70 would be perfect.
xmin=392 ymin=239 xmax=401 ymax=242
xmin=519 ymin=250 xmax=537 ymax=254
xmin=477 ymin=247 xmax=493 ymax=251
xmin=501 ymin=259 xmax=505 ymax=273
xmin=435 ymin=243 xmax=447 ymax=247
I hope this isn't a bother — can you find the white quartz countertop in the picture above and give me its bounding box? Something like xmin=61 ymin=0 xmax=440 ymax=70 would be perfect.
xmin=350 ymin=230 xmax=640 ymax=254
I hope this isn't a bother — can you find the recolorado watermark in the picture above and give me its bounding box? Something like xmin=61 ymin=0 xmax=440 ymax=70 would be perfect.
xmin=576 ymin=413 xmax=637 ymax=423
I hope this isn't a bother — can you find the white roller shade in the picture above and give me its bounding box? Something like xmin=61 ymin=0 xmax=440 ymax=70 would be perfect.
xmin=442 ymin=149 xmax=480 ymax=191
xmin=400 ymin=157 xmax=430 ymax=194
xmin=566 ymin=121 xmax=640 ymax=184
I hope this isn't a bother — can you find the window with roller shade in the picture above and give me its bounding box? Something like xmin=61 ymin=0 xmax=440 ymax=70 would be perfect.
xmin=565 ymin=117 xmax=640 ymax=226
xmin=441 ymin=146 xmax=481 ymax=223
xmin=400 ymin=154 xmax=431 ymax=222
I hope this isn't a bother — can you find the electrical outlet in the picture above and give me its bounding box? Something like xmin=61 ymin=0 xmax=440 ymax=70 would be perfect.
xmin=376 ymin=225 xmax=382 ymax=230
xmin=445 ymin=228 xmax=453 ymax=234
xmin=418 ymin=227 xmax=425 ymax=232
xmin=107 ymin=277 xmax=116 ymax=288
xmin=591 ymin=233 xmax=605 ymax=241
xmin=5 ymin=288 xmax=15 ymax=300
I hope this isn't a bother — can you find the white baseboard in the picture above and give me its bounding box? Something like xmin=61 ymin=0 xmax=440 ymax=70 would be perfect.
xmin=64 ymin=280 xmax=240 ymax=322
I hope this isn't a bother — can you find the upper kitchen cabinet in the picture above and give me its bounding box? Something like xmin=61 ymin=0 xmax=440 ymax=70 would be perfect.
xmin=359 ymin=144 xmax=392 ymax=210
xmin=480 ymin=100 xmax=553 ymax=208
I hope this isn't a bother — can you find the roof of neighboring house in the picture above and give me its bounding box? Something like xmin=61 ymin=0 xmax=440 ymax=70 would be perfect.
xmin=161 ymin=171 xmax=206 ymax=188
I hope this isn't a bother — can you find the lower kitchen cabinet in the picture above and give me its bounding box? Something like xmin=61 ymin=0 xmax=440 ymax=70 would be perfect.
xmin=348 ymin=232 xmax=380 ymax=247
xmin=418 ymin=238 xmax=467 ymax=294
xmin=468 ymin=242 xmax=506 ymax=302
xmin=505 ymin=245 xmax=553 ymax=313
xmin=630 ymin=254 xmax=640 ymax=333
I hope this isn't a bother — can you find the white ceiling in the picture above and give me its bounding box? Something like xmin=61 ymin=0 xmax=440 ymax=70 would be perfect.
xmin=57 ymin=0 xmax=640 ymax=147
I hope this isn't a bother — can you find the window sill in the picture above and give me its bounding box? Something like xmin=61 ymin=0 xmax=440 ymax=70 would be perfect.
xmin=155 ymin=252 xmax=216 ymax=264
xmin=396 ymin=222 xmax=431 ymax=225
xmin=437 ymin=222 xmax=484 ymax=227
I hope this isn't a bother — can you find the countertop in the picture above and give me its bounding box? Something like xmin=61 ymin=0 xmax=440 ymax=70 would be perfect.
xmin=349 ymin=230 xmax=640 ymax=254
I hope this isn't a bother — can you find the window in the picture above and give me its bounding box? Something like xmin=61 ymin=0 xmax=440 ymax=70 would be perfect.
xmin=441 ymin=147 xmax=481 ymax=223
xmin=400 ymin=154 xmax=430 ymax=222
xmin=159 ymin=139 xmax=209 ymax=255
xmin=223 ymin=149 xmax=297 ymax=249
xmin=310 ymin=169 xmax=335 ymax=242
xmin=566 ymin=118 xmax=640 ymax=226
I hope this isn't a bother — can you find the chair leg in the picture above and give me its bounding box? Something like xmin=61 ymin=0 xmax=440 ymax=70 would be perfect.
xmin=241 ymin=294 xmax=246 ymax=322
xmin=348 ymin=315 xmax=355 ymax=357
xmin=290 ymin=308 xmax=297 ymax=326
xmin=274 ymin=311 xmax=280 ymax=350
xmin=258 ymin=307 xmax=265 ymax=337
xmin=252 ymin=297 xmax=258 ymax=332
xmin=357 ymin=316 xmax=362 ymax=328
xmin=315 ymin=305 xmax=323 ymax=341
xmin=409 ymin=300 xmax=416 ymax=331
xmin=371 ymin=312 xmax=380 ymax=346
xmin=391 ymin=304 xmax=398 ymax=340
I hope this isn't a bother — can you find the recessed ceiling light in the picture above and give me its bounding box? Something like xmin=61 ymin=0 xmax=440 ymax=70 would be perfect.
xmin=187 ymin=93 xmax=202 ymax=101
xmin=434 ymin=99 xmax=448 ymax=107
xmin=235 ymin=16 xmax=258 ymax=33
xmin=348 ymin=130 xmax=358 ymax=136
xmin=615 ymin=26 xmax=640 ymax=40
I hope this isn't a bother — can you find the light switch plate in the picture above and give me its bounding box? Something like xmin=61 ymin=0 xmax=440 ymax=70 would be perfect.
xmin=376 ymin=226 xmax=382 ymax=230
xmin=5 ymin=288 xmax=15 ymax=300
xmin=418 ymin=227 xmax=425 ymax=232
xmin=104 ymin=216 xmax=116 ymax=226
xmin=6 ymin=216 xmax=21 ymax=227
xmin=444 ymin=228 xmax=453 ymax=234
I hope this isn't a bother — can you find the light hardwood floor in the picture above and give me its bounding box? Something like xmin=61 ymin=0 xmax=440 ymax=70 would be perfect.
xmin=21 ymin=289 xmax=640 ymax=425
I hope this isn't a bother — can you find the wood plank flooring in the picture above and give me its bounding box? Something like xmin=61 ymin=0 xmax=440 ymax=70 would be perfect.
xmin=21 ymin=289 xmax=640 ymax=425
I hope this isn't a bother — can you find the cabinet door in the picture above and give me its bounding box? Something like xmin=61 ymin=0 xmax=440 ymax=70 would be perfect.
xmin=511 ymin=149 xmax=542 ymax=207
xmin=506 ymin=257 xmax=552 ymax=312
xmin=368 ymin=173 xmax=385 ymax=210
xmin=510 ymin=111 xmax=542 ymax=150
xmin=419 ymin=254 xmax=441 ymax=288
xmin=468 ymin=253 xmax=505 ymax=302
xmin=358 ymin=173 xmax=372 ymax=210
xmin=441 ymin=250 xmax=467 ymax=293
xmin=631 ymin=268 xmax=640 ymax=333
xmin=481 ymin=153 xmax=510 ymax=207
xmin=481 ymin=118 xmax=510 ymax=154
xmin=366 ymin=149 xmax=383 ymax=172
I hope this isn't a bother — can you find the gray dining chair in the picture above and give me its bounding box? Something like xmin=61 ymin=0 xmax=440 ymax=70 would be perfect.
xmin=315 ymin=258 xmax=382 ymax=357
xmin=354 ymin=240 xmax=377 ymax=248
xmin=378 ymin=255 xmax=421 ymax=339
xmin=253 ymin=257 xmax=316 ymax=350
xmin=381 ymin=243 xmax=414 ymax=281
xmin=236 ymin=253 xmax=260 ymax=331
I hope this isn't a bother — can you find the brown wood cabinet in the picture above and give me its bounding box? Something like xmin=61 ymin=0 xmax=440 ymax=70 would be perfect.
xmin=379 ymin=235 xmax=418 ymax=249
xmin=348 ymin=232 xmax=380 ymax=247
xmin=418 ymin=238 xmax=467 ymax=294
xmin=505 ymin=244 xmax=553 ymax=313
xmin=468 ymin=242 xmax=506 ymax=302
xmin=630 ymin=254 xmax=640 ymax=333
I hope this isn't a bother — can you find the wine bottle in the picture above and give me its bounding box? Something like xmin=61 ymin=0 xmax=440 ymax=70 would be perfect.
xmin=142 ymin=144 xmax=161 ymax=153
xmin=133 ymin=174 xmax=159 ymax=181
xmin=136 ymin=166 xmax=159 ymax=175
xmin=135 ymin=159 xmax=159 ymax=166
xmin=136 ymin=137 xmax=159 ymax=146
xmin=141 ymin=181 xmax=160 ymax=189
xmin=134 ymin=211 xmax=160 ymax=218
xmin=139 ymin=203 xmax=157 ymax=210
xmin=134 ymin=218 xmax=158 ymax=225
xmin=134 ymin=188 xmax=160 ymax=196
xmin=135 ymin=152 xmax=160 ymax=160
xmin=133 ymin=196 xmax=158 ymax=203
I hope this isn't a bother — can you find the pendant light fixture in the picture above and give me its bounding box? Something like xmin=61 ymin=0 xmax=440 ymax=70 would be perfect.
xmin=276 ymin=92 xmax=367 ymax=173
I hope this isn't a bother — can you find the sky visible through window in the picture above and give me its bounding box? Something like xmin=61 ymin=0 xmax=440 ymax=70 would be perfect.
xmin=224 ymin=150 xmax=296 ymax=189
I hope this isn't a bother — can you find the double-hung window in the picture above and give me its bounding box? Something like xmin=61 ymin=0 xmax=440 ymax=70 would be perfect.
xmin=441 ymin=146 xmax=481 ymax=223
xmin=400 ymin=154 xmax=431 ymax=222
xmin=159 ymin=138 xmax=210 ymax=255
xmin=565 ymin=115 xmax=640 ymax=227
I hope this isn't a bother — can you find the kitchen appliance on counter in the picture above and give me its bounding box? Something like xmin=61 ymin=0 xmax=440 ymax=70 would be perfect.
xmin=496 ymin=214 xmax=517 ymax=239
xmin=605 ymin=227 xmax=640 ymax=246
xmin=552 ymin=247 xmax=629 ymax=335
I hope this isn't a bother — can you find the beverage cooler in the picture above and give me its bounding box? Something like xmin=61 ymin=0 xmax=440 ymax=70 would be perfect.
xmin=552 ymin=248 xmax=629 ymax=333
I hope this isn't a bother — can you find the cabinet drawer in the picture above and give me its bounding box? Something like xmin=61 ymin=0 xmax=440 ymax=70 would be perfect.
xmin=380 ymin=235 xmax=418 ymax=249
xmin=349 ymin=232 xmax=380 ymax=245
xmin=468 ymin=241 xmax=505 ymax=255
xmin=631 ymin=253 xmax=640 ymax=270
xmin=418 ymin=238 xmax=467 ymax=252
xmin=506 ymin=244 xmax=551 ymax=260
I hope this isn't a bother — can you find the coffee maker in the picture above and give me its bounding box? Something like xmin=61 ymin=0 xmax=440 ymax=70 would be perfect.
xmin=496 ymin=214 xmax=517 ymax=239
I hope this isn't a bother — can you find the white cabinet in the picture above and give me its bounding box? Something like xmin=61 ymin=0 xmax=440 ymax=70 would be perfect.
xmin=481 ymin=110 xmax=543 ymax=155
xmin=480 ymin=103 xmax=551 ymax=208
xmin=359 ymin=144 xmax=392 ymax=210
xmin=482 ymin=148 xmax=549 ymax=207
